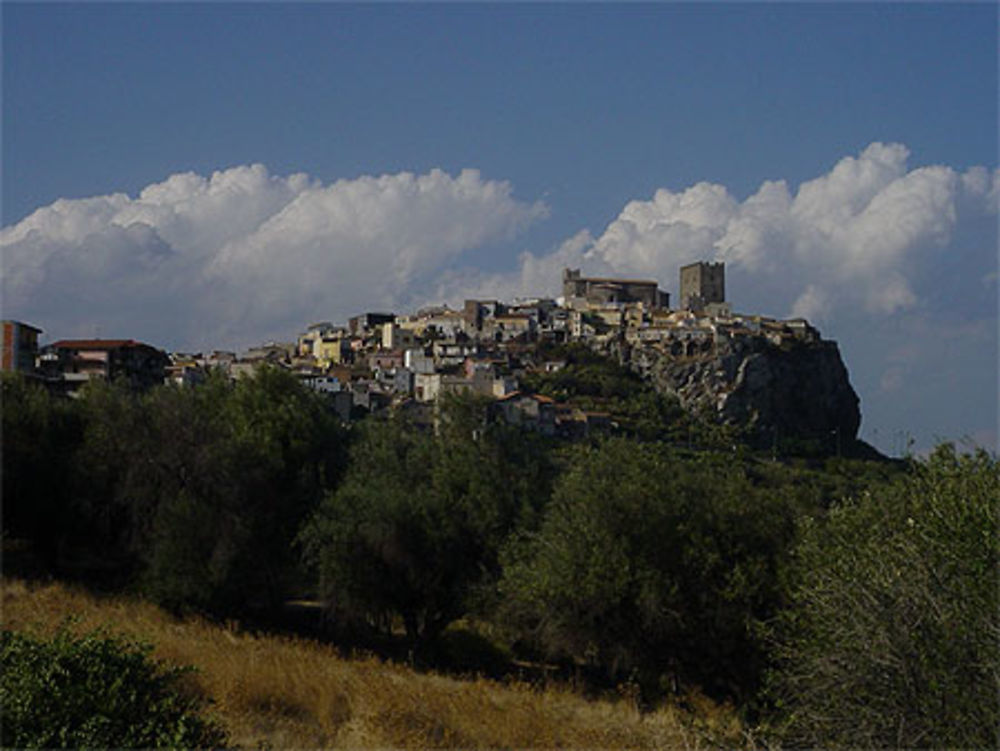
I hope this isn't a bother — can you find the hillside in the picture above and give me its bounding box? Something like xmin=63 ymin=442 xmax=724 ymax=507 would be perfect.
xmin=1 ymin=578 xmax=745 ymax=749
xmin=610 ymin=328 xmax=861 ymax=453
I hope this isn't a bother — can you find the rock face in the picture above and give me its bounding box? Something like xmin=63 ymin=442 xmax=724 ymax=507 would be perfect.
xmin=608 ymin=332 xmax=861 ymax=451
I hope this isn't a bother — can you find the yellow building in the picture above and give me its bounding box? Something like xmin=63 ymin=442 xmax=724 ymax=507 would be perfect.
xmin=315 ymin=334 xmax=352 ymax=368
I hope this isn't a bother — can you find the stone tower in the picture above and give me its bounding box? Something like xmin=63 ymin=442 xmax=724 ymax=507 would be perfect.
xmin=679 ymin=261 xmax=725 ymax=311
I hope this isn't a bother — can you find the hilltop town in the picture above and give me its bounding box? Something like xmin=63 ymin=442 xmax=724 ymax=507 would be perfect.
xmin=3 ymin=261 xmax=858 ymax=446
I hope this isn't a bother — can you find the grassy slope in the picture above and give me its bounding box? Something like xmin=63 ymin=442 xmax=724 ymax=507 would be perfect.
xmin=1 ymin=578 xmax=744 ymax=749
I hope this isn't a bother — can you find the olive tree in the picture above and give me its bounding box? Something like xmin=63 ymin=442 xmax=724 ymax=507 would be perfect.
xmin=768 ymin=445 xmax=999 ymax=748
xmin=1 ymin=373 xmax=83 ymax=571
xmin=499 ymin=438 xmax=798 ymax=700
xmin=299 ymin=394 xmax=551 ymax=646
xmin=75 ymin=367 xmax=345 ymax=613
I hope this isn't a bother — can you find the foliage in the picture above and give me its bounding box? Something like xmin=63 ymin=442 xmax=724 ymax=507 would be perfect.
xmin=73 ymin=366 xmax=345 ymax=612
xmin=498 ymin=438 xmax=801 ymax=700
xmin=521 ymin=344 xmax=738 ymax=446
xmin=521 ymin=343 xmax=649 ymax=402
xmin=768 ymin=445 xmax=999 ymax=748
xmin=299 ymin=394 xmax=552 ymax=646
xmin=8 ymin=356 xmax=932 ymax=725
xmin=1 ymin=373 xmax=83 ymax=568
xmin=0 ymin=627 xmax=226 ymax=749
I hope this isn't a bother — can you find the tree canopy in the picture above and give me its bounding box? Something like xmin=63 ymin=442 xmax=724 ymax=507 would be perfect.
xmin=299 ymin=395 xmax=553 ymax=646
xmin=499 ymin=438 xmax=804 ymax=700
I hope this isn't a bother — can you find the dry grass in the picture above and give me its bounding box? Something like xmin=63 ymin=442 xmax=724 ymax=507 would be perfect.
xmin=1 ymin=578 xmax=745 ymax=749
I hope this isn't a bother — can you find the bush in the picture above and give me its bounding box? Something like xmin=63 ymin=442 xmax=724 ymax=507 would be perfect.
xmin=0 ymin=627 xmax=226 ymax=749
xmin=768 ymin=445 xmax=999 ymax=748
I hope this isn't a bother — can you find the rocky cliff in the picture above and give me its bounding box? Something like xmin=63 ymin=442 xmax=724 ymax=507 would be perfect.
xmin=605 ymin=331 xmax=861 ymax=452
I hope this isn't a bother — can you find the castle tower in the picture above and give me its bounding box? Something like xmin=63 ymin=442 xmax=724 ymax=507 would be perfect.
xmin=679 ymin=261 xmax=725 ymax=311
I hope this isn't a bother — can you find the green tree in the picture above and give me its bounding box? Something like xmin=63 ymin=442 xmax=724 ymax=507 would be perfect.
xmin=70 ymin=378 xmax=197 ymax=581
xmin=206 ymin=366 xmax=346 ymax=607
xmin=146 ymin=368 xmax=345 ymax=612
xmin=768 ymin=445 xmax=999 ymax=748
xmin=499 ymin=438 xmax=799 ymax=700
xmin=1 ymin=627 xmax=226 ymax=749
xmin=300 ymin=394 xmax=551 ymax=646
xmin=1 ymin=373 xmax=83 ymax=570
xmin=74 ymin=367 xmax=345 ymax=613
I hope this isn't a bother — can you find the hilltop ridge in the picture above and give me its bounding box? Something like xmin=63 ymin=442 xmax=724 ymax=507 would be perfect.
xmin=11 ymin=261 xmax=866 ymax=455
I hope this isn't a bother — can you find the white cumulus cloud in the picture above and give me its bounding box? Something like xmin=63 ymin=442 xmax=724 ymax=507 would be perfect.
xmin=495 ymin=142 xmax=996 ymax=325
xmin=1 ymin=166 xmax=546 ymax=349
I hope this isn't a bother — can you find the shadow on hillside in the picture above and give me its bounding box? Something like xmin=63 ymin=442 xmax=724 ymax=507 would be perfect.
xmin=0 ymin=550 xmax=565 ymax=693
xmin=238 ymin=598 xmax=620 ymax=699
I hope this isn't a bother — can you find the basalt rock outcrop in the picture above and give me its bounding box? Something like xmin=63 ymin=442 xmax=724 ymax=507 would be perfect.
xmin=605 ymin=331 xmax=861 ymax=452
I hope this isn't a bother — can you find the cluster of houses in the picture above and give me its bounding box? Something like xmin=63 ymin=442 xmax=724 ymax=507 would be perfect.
xmin=3 ymin=262 xmax=819 ymax=434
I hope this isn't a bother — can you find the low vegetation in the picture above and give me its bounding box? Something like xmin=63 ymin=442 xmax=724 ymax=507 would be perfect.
xmin=1 ymin=626 xmax=226 ymax=749
xmin=1 ymin=579 xmax=737 ymax=749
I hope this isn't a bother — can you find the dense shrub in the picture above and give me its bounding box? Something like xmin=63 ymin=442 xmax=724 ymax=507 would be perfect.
xmin=519 ymin=345 xmax=733 ymax=445
xmin=768 ymin=445 xmax=999 ymax=748
xmin=0 ymin=627 xmax=226 ymax=749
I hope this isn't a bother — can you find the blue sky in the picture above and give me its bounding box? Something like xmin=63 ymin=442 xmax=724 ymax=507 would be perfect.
xmin=3 ymin=2 xmax=997 ymax=455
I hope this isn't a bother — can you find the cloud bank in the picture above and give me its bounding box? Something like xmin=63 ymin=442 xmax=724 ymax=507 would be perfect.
xmin=2 ymin=143 xmax=996 ymax=451
xmin=2 ymin=165 xmax=546 ymax=348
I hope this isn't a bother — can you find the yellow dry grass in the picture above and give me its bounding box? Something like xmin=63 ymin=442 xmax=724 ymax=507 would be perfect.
xmin=1 ymin=578 xmax=744 ymax=749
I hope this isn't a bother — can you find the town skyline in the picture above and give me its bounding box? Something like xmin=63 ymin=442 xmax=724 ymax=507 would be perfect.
xmin=9 ymin=258 xmax=866 ymax=466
